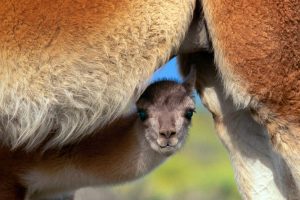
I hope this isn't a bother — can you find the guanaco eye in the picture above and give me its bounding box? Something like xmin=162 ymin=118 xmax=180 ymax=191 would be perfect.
xmin=185 ymin=109 xmax=195 ymax=120
xmin=137 ymin=109 xmax=148 ymax=121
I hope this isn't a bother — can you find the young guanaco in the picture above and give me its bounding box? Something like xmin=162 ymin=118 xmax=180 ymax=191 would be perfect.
xmin=0 ymin=70 xmax=196 ymax=200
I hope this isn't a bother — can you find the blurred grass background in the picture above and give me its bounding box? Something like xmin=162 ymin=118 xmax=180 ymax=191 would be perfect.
xmin=75 ymin=110 xmax=241 ymax=200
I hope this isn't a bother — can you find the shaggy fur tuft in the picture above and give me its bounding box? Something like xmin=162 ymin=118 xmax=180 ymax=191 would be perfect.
xmin=0 ymin=0 xmax=196 ymax=150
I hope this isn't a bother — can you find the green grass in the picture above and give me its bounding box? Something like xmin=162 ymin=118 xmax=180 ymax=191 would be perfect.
xmin=112 ymin=110 xmax=241 ymax=200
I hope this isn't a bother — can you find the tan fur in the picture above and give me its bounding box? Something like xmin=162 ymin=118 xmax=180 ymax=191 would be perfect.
xmin=0 ymin=0 xmax=299 ymax=199
xmin=0 ymin=79 xmax=195 ymax=200
xmin=179 ymin=52 xmax=299 ymax=199
xmin=0 ymin=0 xmax=196 ymax=150
xmin=199 ymin=0 xmax=300 ymax=193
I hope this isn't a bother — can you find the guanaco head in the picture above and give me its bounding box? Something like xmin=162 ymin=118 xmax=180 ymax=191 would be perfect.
xmin=136 ymin=68 xmax=196 ymax=156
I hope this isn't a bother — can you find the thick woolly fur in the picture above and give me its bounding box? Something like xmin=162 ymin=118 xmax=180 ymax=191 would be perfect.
xmin=179 ymin=0 xmax=300 ymax=197
xmin=200 ymin=0 xmax=300 ymax=192
xmin=179 ymin=53 xmax=299 ymax=199
xmin=202 ymin=0 xmax=300 ymax=114
xmin=0 ymin=0 xmax=196 ymax=149
xmin=1 ymin=0 xmax=300 ymax=199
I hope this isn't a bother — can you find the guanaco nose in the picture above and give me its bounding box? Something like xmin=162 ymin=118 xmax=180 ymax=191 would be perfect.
xmin=159 ymin=131 xmax=176 ymax=139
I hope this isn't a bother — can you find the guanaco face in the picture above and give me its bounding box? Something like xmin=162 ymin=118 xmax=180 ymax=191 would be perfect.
xmin=136 ymin=75 xmax=196 ymax=156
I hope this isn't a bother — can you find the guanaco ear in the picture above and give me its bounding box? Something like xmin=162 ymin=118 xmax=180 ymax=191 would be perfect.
xmin=182 ymin=65 xmax=196 ymax=94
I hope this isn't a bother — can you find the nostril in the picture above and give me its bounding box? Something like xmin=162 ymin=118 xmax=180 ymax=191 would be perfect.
xmin=159 ymin=131 xmax=176 ymax=138
xmin=159 ymin=132 xmax=167 ymax=138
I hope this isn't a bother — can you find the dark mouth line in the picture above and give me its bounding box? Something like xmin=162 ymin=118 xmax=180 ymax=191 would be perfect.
xmin=160 ymin=145 xmax=175 ymax=149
